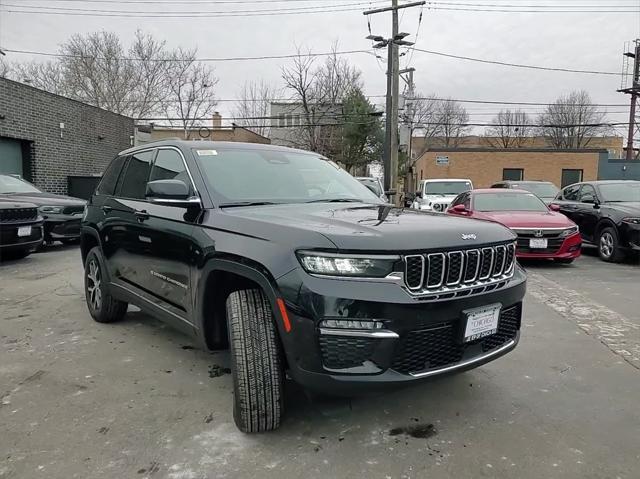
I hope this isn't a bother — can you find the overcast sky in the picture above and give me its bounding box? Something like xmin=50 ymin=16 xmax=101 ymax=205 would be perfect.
xmin=1 ymin=1 xmax=638 ymax=138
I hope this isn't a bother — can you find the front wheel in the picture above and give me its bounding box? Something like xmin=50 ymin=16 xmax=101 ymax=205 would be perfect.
xmin=84 ymin=247 xmax=128 ymax=323
xmin=598 ymin=227 xmax=625 ymax=263
xmin=226 ymin=289 xmax=284 ymax=433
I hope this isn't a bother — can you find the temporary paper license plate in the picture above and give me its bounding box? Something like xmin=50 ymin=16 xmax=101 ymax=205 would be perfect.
xmin=463 ymin=304 xmax=501 ymax=342
xmin=529 ymin=238 xmax=548 ymax=249
xmin=17 ymin=226 xmax=31 ymax=237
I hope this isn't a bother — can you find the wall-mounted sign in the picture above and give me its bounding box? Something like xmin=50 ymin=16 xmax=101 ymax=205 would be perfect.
xmin=436 ymin=156 xmax=449 ymax=166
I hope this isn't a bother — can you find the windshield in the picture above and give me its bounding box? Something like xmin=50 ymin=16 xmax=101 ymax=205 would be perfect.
xmin=357 ymin=178 xmax=382 ymax=196
xmin=0 ymin=175 xmax=41 ymax=194
xmin=598 ymin=182 xmax=640 ymax=202
xmin=512 ymin=182 xmax=559 ymax=198
xmin=475 ymin=192 xmax=549 ymax=212
xmin=194 ymin=148 xmax=382 ymax=205
xmin=424 ymin=181 xmax=472 ymax=196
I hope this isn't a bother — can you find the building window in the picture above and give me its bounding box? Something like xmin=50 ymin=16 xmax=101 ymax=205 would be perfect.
xmin=278 ymin=114 xmax=286 ymax=128
xmin=561 ymin=169 xmax=583 ymax=188
xmin=503 ymin=168 xmax=523 ymax=181
xmin=420 ymin=169 xmax=423 ymax=180
xmin=286 ymin=114 xmax=293 ymax=127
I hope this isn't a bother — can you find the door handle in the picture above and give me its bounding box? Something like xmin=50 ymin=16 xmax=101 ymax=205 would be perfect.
xmin=134 ymin=210 xmax=150 ymax=221
xmin=102 ymin=205 xmax=112 ymax=213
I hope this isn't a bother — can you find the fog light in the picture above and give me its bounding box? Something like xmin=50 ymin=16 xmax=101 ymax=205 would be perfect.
xmin=320 ymin=319 xmax=383 ymax=330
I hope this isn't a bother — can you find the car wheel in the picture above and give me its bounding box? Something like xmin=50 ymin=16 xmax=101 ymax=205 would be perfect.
xmin=598 ymin=227 xmax=625 ymax=263
xmin=555 ymin=258 xmax=574 ymax=264
xmin=226 ymin=289 xmax=284 ymax=433
xmin=84 ymin=247 xmax=128 ymax=323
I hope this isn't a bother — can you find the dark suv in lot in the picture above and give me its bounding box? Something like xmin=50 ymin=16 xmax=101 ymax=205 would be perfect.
xmin=81 ymin=140 xmax=526 ymax=432
xmin=0 ymin=199 xmax=44 ymax=259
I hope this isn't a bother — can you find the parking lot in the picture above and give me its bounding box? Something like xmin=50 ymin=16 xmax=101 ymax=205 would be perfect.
xmin=1 ymin=246 xmax=639 ymax=479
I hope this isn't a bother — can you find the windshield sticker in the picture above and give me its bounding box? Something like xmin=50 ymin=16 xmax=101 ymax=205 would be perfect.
xmin=197 ymin=149 xmax=217 ymax=156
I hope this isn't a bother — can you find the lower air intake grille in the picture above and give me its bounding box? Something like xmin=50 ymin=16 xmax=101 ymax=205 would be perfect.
xmin=319 ymin=335 xmax=378 ymax=370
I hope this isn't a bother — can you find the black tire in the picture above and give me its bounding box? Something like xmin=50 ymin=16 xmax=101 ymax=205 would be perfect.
xmin=226 ymin=289 xmax=284 ymax=433
xmin=84 ymin=246 xmax=128 ymax=323
xmin=597 ymin=226 xmax=625 ymax=263
xmin=555 ymin=258 xmax=575 ymax=264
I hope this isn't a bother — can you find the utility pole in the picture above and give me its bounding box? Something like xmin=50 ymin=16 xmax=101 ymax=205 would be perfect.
xmin=364 ymin=0 xmax=425 ymax=202
xmin=400 ymin=67 xmax=416 ymax=193
xmin=619 ymin=40 xmax=640 ymax=160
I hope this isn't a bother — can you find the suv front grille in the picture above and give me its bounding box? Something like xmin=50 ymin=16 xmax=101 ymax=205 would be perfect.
xmin=403 ymin=243 xmax=516 ymax=299
xmin=0 ymin=207 xmax=38 ymax=223
xmin=391 ymin=304 xmax=521 ymax=375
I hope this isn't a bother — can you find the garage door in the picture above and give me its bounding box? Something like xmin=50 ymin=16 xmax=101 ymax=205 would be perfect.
xmin=0 ymin=138 xmax=23 ymax=176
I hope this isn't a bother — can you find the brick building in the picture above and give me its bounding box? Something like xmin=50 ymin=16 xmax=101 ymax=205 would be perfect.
xmin=142 ymin=112 xmax=270 ymax=144
xmin=0 ymin=77 xmax=134 ymax=195
xmin=413 ymin=148 xmax=607 ymax=189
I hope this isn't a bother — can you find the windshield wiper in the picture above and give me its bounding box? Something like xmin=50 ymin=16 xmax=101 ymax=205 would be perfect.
xmin=219 ymin=201 xmax=280 ymax=208
xmin=306 ymin=198 xmax=364 ymax=203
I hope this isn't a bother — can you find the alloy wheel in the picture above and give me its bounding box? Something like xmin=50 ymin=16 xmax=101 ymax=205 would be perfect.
xmin=86 ymin=259 xmax=102 ymax=311
xmin=599 ymin=232 xmax=614 ymax=259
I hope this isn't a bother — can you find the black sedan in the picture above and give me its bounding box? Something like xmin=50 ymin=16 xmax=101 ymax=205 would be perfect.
xmin=0 ymin=175 xmax=86 ymax=245
xmin=552 ymin=180 xmax=640 ymax=262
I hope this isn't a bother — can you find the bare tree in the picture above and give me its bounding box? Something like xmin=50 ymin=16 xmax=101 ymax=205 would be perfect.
xmin=163 ymin=48 xmax=218 ymax=139
xmin=403 ymin=93 xmax=441 ymax=152
xmin=10 ymin=60 xmax=70 ymax=96
xmin=281 ymin=45 xmax=361 ymax=156
xmin=0 ymin=58 xmax=11 ymax=78
xmin=485 ymin=109 xmax=532 ymax=148
xmin=435 ymin=98 xmax=470 ymax=147
xmin=233 ymin=80 xmax=280 ymax=137
xmin=539 ymin=90 xmax=609 ymax=148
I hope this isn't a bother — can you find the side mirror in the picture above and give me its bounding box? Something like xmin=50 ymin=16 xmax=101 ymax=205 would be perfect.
xmin=451 ymin=204 xmax=469 ymax=214
xmin=548 ymin=203 xmax=561 ymax=211
xmin=146 ymin=179 xmax=200 ymax=207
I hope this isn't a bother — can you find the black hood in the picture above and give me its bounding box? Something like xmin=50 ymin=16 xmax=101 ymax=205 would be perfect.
xmin=0 ymin=192 xmax=86 ymax=207
xmin=221 ymin=203 xmax=516 ymax=252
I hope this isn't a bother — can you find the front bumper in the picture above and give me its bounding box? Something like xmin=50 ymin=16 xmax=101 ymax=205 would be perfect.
xmin=0 ymin=222 xmax=44 ymax=252
xmin=277 ymin=266 xmax=526 ymax=394
xmin=516 ymin=232 xmax=582 ymax=260
xmin=42 ymin=214 xmax=82 ymax=240
xmin=621 ymin=222 xmax=640 ymax=250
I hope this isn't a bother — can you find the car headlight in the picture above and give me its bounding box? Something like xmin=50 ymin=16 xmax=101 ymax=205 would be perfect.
xmin=39 ymin=205 xmax=63 ymax=214
xmin=559 ymin=226 xmax=579 ymax=237
xmin=622 ymin=217 xmax=640 ymax=225
xmin=297 ymin=251 xmax=399 ymax=277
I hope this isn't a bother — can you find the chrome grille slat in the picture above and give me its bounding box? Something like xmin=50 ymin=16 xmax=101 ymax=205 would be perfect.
xmin=401 ymin=243 xmax=516 ymax=299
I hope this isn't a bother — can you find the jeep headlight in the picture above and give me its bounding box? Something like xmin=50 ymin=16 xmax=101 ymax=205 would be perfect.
xmin=622 ymin=217 xmax=640 ymax=225
xmin=297 ymin=252 xmax=399 ymax=277
xmin=39 ymin=205 xmax=63 ymax=214
xmin=559 ymin=226 xmax=579 ymax=237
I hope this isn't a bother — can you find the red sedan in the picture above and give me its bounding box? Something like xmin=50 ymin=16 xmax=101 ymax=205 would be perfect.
xmin=447 ymin=189 xmax=581 ymax=263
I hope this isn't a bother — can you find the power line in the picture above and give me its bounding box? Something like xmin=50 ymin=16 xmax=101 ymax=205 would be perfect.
xmin=3 ymin=46 xmax=619 ymax=76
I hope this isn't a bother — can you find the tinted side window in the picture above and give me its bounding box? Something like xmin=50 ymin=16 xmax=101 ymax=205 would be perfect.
xmin=96 ymin=156 xmax=126 ymax=196
xmin=563 ymin=184 xmax=581 ymax=201
xmin=579 ymin=184 xmax=597 ymax=202
xmin=118 ymin=150 xmax=154 ymax=199
xmin=150 ymin=149 xmax=194 ymax=194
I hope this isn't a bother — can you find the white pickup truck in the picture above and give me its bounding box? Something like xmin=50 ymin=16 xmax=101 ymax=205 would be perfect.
xmin=411 ymin=178 xmax=473 ymax=212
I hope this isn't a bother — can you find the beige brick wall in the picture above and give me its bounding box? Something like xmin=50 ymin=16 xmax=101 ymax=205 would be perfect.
xmin=414 ymin=150 xmax=600 ymax=188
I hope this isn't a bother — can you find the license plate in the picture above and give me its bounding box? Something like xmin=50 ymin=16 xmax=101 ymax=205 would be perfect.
xmin=17 ymin=226 xmax=31 ymax=237
xmin=529 ymin=238 xmax=548 ymax=249
xmin=463 ymin=304 xmax=501 ymax=342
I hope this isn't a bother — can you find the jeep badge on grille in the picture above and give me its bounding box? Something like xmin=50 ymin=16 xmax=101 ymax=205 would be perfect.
xmin=461 ymin=233 xmax=477 ymax=240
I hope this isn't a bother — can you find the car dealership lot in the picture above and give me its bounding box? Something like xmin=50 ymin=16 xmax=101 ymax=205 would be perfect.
xmin=1 ymin=247 xmax=639 ymax=479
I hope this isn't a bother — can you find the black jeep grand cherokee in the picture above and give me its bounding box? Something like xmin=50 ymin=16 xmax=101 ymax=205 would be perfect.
xmin=81 ymin=141 xmax=526 ymax=433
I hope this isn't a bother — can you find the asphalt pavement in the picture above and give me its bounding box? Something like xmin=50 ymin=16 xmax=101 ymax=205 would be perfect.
xmin=1 ymin=246 xmax=639 ymax=479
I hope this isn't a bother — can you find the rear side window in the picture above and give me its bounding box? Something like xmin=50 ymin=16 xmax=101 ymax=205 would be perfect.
xmin=562 ymin=184 xmax=581 ymax=201
xmin=96 ymin=156 xmax=126 ymax=196
xmin=149 ymin=149 xmax=194 ymax=195
xmin=118 ymin=150 xmax=154 ymax=199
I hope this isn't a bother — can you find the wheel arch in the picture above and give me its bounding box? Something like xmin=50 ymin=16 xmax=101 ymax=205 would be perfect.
xmin=594 ymin=218 xmax=618 ymax=239
xmin=195 ymin=257 xmax=287 ymax=352
xmin=80 ymin=226 xmax=102 ymax=264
